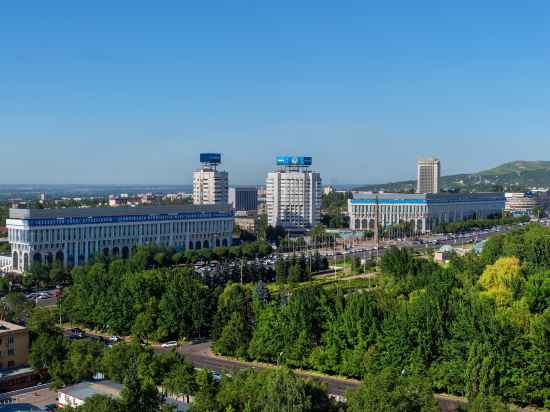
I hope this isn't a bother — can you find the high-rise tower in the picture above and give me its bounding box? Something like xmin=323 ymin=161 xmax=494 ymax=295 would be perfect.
xmin=193 ymin=153 xmax=229 ymax=205
xmin=417 ymin=157 xmax=441 ymax=194
xmin=266 ymin=156 xmax=321 ymax=230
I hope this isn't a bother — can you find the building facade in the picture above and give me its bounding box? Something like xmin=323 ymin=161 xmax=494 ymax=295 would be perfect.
xmin=0 ymin=321 xmax=29 ymax=371
xmin=58 ymin=381 xmax=122 ymax=409
xmin=193 ymin=153 xmax=229 ymax=205
xmin=234 ymin=215 xmax=259 ymax=233
xmin=504 ymin=192 xmax=540 ymax=215
xmin=7 ymin=204 xmax=234 ymax=273
xmin=417 ymin=157 xmax=441 ymax=194
xmin=349 ymin=192 xmax=505 ymax=233
xmin=229 ymin=187 xmax=258 ymax=212
xmin=266 ymin=156 xmax=322 ymax=230
xmin=0 ymin=254 xmax=11 ymax=272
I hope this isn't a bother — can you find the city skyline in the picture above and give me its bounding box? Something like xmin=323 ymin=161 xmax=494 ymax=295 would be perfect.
xmin=2 ymin=2 xmax=550 ymax=185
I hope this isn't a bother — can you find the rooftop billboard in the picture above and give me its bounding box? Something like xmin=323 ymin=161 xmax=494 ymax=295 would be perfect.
xmin=276 ymin=156 xmax=312 ymax=166
xmin=200 ymin=153 xmax=222 ymax=164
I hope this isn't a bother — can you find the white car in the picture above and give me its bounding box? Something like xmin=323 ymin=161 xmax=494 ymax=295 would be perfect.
xmin=161 ymin=341 xmax=178 ymax=348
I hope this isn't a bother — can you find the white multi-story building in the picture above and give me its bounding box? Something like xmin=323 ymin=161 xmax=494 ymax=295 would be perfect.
xmin=349 ymin=192 xmax=505 ymax=234
xmin=7 ymin=204 xmax=234 ymax=273
xmin=417 ymin=157 xmax=441 ymax=194
xmin=193 ymin=153 xmax=229 ymax=205
xmin=505 ymin=192 xmax=540 ymax=215
xmin=266 ymin=156 xmax=322 ymax=230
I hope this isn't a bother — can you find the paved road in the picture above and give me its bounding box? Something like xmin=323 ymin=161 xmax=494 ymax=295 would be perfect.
xmin=175 ymin=342 xmax=473 ymax=411
xmin=176 ymin=341 xmax=360 ymax=397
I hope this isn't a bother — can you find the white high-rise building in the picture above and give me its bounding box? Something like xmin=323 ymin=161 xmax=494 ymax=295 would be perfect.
xmin=417 ymin=157 xmax=441 ymax=194
xmin=266 ymin=156 xmax=322 ymax=230
xmin=193 ymin=153 xmax=229 ymax=205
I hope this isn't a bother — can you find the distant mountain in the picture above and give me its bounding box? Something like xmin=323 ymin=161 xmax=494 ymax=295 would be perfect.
xmin=355 ymin=161 xmax=550 ymax=193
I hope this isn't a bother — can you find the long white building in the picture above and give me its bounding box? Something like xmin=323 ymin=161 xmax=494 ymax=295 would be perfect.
xmin=349 ymin=192 xmax=505 ymax=234
xmin=266 ymin=156 xmax=321 ymax=231
xmin=193 ymin=153 xmax=229 ymax=205
xmin=7 ymin=204 xmax=234 ymax=273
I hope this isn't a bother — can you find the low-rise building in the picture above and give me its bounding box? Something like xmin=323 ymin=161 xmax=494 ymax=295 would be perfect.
xmin=7 ymin=204 xmax=234 ymax=273
xmin=58 ymin=381 xmax=123 ymax=408
xmin=234 ymin=214 xmax=259 ymax=233
xmin=348 ymin=192 xmax=505 ymax=234
xmin=434 ymin=245 xmax=467 ymax=263
xmin=505 ymin=192 xmax=540 ymax=216
xmin=0 ymin=321 xmax=29 ymax=371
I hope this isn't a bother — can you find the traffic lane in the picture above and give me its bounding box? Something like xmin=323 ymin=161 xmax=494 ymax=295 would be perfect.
xmin=183 ymin=353 xmax=359 ymax=396
xmin=177 ymin=343 xmax=361 ymax=396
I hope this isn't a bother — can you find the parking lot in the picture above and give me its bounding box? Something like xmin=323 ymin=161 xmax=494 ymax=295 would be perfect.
xmin=0 ymin=386 xmax=57 ymax=411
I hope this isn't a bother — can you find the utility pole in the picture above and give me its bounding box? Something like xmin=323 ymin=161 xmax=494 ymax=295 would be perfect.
xmin=240 ymin=258 xmax=244 ymax=284
xmin=374 ymin=195 xmax=380 ymax=261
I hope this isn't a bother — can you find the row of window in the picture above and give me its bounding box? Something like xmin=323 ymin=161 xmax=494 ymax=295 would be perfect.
xmin=9 ymin=219 xmax=232 ymax=244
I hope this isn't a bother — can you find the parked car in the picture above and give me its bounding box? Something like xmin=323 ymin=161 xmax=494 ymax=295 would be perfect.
xmin=161 ymin=341 xmax=178 ymax=348
xmin=70 ymin=328 xmax=84 ymax=338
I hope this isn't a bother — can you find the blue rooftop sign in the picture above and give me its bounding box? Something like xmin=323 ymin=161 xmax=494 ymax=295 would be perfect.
xmin=276 ymin=156 xmax=312 ymax=166
xmin=200 ymin=153 xmax=222 ymax=164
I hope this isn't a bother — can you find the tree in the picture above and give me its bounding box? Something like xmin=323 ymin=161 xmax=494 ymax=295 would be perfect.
xmin=120 ymin=366 xmax=161 ymax=412
xmin=256 ymin=367 xmax=312 ymax=412
xmin=162 ymin=358 xmax=197 ymax=403
xmin=479 ymin=256 xmax=524 ymax=306
xmin=288 ymin=264 xmax=303 ymax=284
xmin=523 ymin=272 xmax=550 ymax=313
xmin=74 ymin=395 xmax=122 ymax=412
xmin=467 ymin=394 xmax=511 ymax=412
xmin=275 ymin=259 xmax=288 ymax=284
xmin=189 ymin=370 xmax=219 ymax=412
xmin=101 ymin=343 xmax=145 ymax=383
xmin=2 ymin=292 xmax=34 ymax=323
xmin=214 ymin=312 xmax=251 ymax=358
xmin=380 ymin=247 xmax=416 ymax=280
xmin=346 ymin=368 xmax=439 ymax=412
xmin=62 ymin=338 xmax=104 ymax=384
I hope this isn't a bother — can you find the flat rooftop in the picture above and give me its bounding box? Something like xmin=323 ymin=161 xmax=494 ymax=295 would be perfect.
xmin=59 ymin=380 xmax=123 ymax=401
xmin=351 ymin=192 xmax=505 ymax=203
xmin=9 ymin=204 xmax=232 ymax=220
xmin=0 ymin=321 xmax=27 ymax=334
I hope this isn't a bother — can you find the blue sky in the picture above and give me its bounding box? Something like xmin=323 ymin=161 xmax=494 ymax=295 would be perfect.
xmin=1 ymin=1 xmax=550 ymax=185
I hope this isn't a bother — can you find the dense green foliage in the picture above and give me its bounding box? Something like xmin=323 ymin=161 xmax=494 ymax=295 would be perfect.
xmin=29 ymin=308 xmax=196 ymax=411
xmin=190 ymin=367 xmax=337 ymax=412
xmin=321 ymin=192 xmax=351 ymax=228
xmin=59 ymin=240 xmax=274 ymax=340
xmin=346 ymin=368 xmax=439 ymax=412
xmin=434 ymin=215 xmax=529 ymax=234
xmin=61 ymin=263 xmax=216 ymax=340
xmin=212 ymin=224 xmax=550 ymax=408
xmin=274 ymin=253 xmax=329 ymax=285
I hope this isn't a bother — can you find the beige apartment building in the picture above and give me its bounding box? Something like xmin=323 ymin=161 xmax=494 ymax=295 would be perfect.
xmin=0 ymin=321 xmax=29 ymax=370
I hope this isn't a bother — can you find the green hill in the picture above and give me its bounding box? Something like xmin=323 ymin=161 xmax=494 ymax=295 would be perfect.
xmin=355 ymin=160 xmax=550 ymax=193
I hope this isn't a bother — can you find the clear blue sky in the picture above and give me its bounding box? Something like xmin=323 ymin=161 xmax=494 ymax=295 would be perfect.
xmin=1 ymin=1 xmax=550 ymax=185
